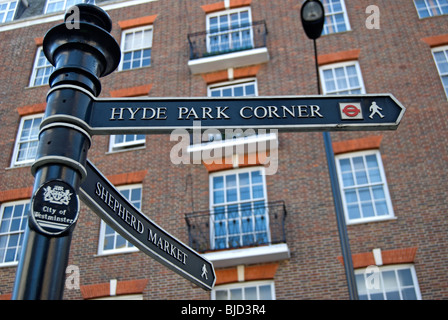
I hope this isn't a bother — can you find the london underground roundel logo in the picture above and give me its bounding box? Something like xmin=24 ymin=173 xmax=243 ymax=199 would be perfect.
xmin=342 ymin=104 xmax=361 ymax=117
xmin=339 ymin=102 xmax=363 ymax=120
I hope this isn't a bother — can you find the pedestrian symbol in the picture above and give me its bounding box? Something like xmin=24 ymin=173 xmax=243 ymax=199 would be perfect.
xmin=201 ymin=264 xmax=208 ymax=280
xmin=369 ymin=101 xmax=385 ymax=119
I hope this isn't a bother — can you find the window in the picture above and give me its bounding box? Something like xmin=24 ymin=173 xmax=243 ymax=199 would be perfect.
xmin=414 ymin=0 xmax=448 ymax=18
xmin=109 ymin=134 xmax=145 ymax=152
xmin=205 ymin=79 xmax=257 ymax=143
xmin=11 ymin=114 xmax=43 ymax=167
xmin=212 ymin=281 xmax=275 ymax=300
xmin=207 ymin=7 xmax=253 ymax=54
xmin=210 ymin=167 xmax=269 ymax=250
xmin=120 ymin=26 xmax=153 ymax=71
xmin=335 ymin=150 xmax=394 ymax=224
xmin=98 ymin=185 xmax=142 ymax=254
xmin=319 ymin=61 xmax=365 ymax=94
xmin=0 ymin=1 xmax=17 ymax=23
xmin=44 ymin=0 xmax=85 ymax=14
xmin=0 ymin=200 xmax=29 ymax=266
xmin=356 ymin=265 xmax=421 ymax=300
xmin=321 ymin=0 xmax=350 ymax=35
xmin=432 ymin=46 xmax=448 ymax=99
xmin=209 ymin=79 xmax=257 ymax=97
xmin=29 ymin=47 xmax=54 ymax=87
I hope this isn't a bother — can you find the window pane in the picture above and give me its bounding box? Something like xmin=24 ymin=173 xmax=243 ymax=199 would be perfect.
xmin=215 ymin=290 xmax=228 ymax=300
xmin=252 ymin=185 xmax=264 ymax=199
xmin=259 ymin=285 xmax=272 ymax=299
xmin=233 ymin=86 xmax=244 ymax=96
xmin=230 ymin=288 xmax=242 ymax=300
xmin=239 ymin=172 xmax=249 ymax=185
xmin=226 ymin=174 xmax=236 ymax=188
xmin=361 ymin=202 xmax=375 ymax=218
xmin=213 ymin=176 xmax=224 ymax=189
xmin=240 ymin=186 xmax=250 ymax=201
xmin=244 ymin=286 xmax=257 ymax=300
xmin=345 ymin=190 xmax=357 ymax=203
xmin=398 ymin=269 xmax=414 ymax=287
xmin=402 ymin=288 xmax=417 ymax=300
xmin=214 ymin=190 xmax=224 ymax=204
xmin=347 ymin=204 xmax=361 ymax=220
xmin=251 ymin=170 xmax=262 ymax=184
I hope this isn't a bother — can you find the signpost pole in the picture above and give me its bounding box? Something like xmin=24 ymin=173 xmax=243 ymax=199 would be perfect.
xmin=12 ymin=4 xmax=120 ymax=299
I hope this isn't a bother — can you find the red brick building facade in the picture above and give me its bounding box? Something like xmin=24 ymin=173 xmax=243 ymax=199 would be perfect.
xmin=0 ymin=0 xmax=447 ymax=300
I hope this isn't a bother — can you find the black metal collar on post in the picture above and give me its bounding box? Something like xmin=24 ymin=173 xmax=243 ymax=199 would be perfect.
xmin=12 ymin=3 xmax=120 ymax=300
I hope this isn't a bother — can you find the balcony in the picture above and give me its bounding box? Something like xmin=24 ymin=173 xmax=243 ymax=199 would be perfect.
xmin=187 ymin=20 xmax=269 ymax=74
xmin=185 ymin=201 xmax=289 ymax=268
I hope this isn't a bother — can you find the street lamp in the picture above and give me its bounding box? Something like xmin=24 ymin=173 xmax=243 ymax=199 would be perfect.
xmin=300 ymin=0 xmax=359 ymax=300
xmin=301 ymin=0 xmax=325 ymax=40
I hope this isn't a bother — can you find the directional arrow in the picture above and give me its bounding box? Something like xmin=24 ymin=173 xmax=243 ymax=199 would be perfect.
xmin=88 ymin=94 xmax=404 ymax=133
xmin=79 ymin=159 xmax=216 ymax=291
xmin=43 ymin=85 xmax=406 ymax=134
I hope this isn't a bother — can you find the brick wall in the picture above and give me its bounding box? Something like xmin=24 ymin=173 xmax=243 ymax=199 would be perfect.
xmin=0 ymin=0 xmax=447 ymax=300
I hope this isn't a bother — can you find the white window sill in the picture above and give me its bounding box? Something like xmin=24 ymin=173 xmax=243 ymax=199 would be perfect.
xmin=188 ymin=47 xmax=269 ymax=74
xmin=202 ymin=243 xmax=290 ymax=268
xmin=346 ymin=216 xmax=397 ymax=226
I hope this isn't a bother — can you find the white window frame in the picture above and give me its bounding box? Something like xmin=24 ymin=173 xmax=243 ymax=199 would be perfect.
xmin=335 ymin=150 xmax=395 ymax=225
xmin=44 ymin=0 xmax=85 ymax=14
xmin=29 ymin=47 xmax=54 ymax=87
xmin=212 ymin=280 xmax=275 ymax=300
xmin=355 ymin=264 xmax=421 ymax=300
xmin=204 ymin=78 xmax=258 ymax=143
xmin=98 ymin=184 xmax=142 ymax=255
xmin=109 ymin=134 xmax=146 ymax=152
xmin=414 ymin=0 xmax=448 ymax=18
xmin=206 ymin=7 xmax=253 ymax=54
xmin=0 ymin=199 xmax=29 ymax=266
xmin=0 ymin=0 xmax=18 ymax=23
xmin=119 ymin=25 xmax=153 ymax=71
xmin=209 ymin=167 xmax=270 ymax=250
xmin=431 ymin=45 xmax=448 ymax=99
xmin=319 ymin=61 xmax=366 ymax=95
xmin=208 ymin=78 xmax=258 ymax=97
xmin=11 ymin=113 xmax=43 ymax=167
xmin=321 ymin=0 xmax=351 ymax=35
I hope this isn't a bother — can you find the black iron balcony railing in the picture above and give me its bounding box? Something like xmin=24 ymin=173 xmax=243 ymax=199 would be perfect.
xmin=185 ymin=200 xmax=287 ymax=253
xmin=187 ymin=20 xmax=268 ymax=60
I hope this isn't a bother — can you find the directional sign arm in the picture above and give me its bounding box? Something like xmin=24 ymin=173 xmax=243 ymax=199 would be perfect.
xmin=46 ymin=85 xmax=406 ymax=134
xmin=87 ymin=93 xmax=405 ymax=134
xmin=79 ymin=159 xmax=216 ymax=290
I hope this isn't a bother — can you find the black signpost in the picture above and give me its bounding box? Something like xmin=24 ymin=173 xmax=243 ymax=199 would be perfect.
xmin=79 ymin=160 xmax=215 ymax=290
xmin=11 ymin=3 xmax=406 ymax=300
